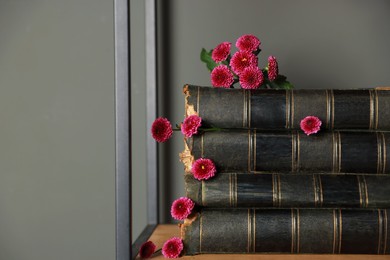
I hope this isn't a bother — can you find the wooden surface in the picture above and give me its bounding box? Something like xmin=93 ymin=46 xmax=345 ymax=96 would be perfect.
xmin=135 ymin=224 xmax=390 ymax=259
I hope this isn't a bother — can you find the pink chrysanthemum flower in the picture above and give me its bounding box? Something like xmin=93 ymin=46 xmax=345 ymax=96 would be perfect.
xmin=139 ymin=241 xmax=156 ymax=259
xmin=170 ymin=197 xmax=195 ymax=220
xmin=229 ymin=51 xmax=258 ymax=75
xmin=151 ymin=117 xmax=173 ymax=143
xmin=210 ymin=65 xmax=234 ymax=88
xmin=268 ymin=56 xmax=279 ymax=81
xmin=162 ymin=237 xmax=184 ymax=258
xmin=191 ymin=158 xmax=217 ymax=180
xmin=181 ymin=115 xmax=202 ymax=138
xmin=236 ymin=34 xmax=261 ymax=52
xmin=300 ymin=116 xmax=322 ymax=135
xmin=211 ymin=42 xmax=231 ymax=62
xmin=239 ymin=66 xmax=264 ymax=89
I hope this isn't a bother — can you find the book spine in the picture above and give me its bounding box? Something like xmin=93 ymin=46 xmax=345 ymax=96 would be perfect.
xmin=181 ymin=130 xmax=390 ymax=174
xmin=185 ymin=173 xmax=390 ymax=208
xmin=182 ymin=208 xmax=390 ymax=255
xmin=184 ymin=85 xmax=390 ymax=130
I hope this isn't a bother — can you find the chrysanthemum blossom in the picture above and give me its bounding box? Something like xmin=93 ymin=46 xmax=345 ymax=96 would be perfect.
xmin=181 ymin=115 xmax=202 ymax=138
xmin=170 ymin=197 xmax=195 ymax=220
xmin=191 ymin=158 xmax=217 ymax=180
xmin=239 ymin=66 xmax=264 ymax=89
xmin=139 ymin=241 xmax=156 ymax=259
xmin=300 ymin=116 xmax=322 ymax=135
xmin=268 ymin=56 xmax=279 ymax=81
xmin=212 ymin=42 xmax=231 ymax=62
xmin=151 ymin=117 xmax=173 ymax=143
xmin=229 ymin=51 xmax=258 ymax=75
xmin=210 ymin=65 xmax=234 ymax=88
xmin=162 ymin=237 xmax=184 ymax=258
xmin=236 ymin=34 xmax=261 ymax=52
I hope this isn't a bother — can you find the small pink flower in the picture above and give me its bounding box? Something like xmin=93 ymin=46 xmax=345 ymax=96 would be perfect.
xmin=239 ymin=66 xmax=264 ymax=89
xmin=212 ymin=42 xmax=231 ymax=62
xmin=229 ymin=51 xmax=258 ymax=75
xmin=191 ymin=158 xmax=216 ymax=180
xmin=300 ymin=116 xmax=322 ymax=135
xmin=268 ymin=56 xmax=279 ymax=81
xmin=162 ymin=237 xmax=184 ymax=258
xmin=181 ymin=115 xmax=202 ymax=138
xmin=236 ymin=34 xmax=261 ymax=52
xmin=210 ymin=65 xmax=234 ymax=88
xmin=170 ymin=197 xmax=195 ymax=220
xmin=139 ymin=241 xmax=156 ymax=259
xmin=151 ymin=117 xmax=173 ymax=143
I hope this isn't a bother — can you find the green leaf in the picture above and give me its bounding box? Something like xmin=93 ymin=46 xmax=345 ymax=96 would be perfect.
xmin=200 ymin=48 xmax=218 ymax=72
xmin=268 ymin=75 xmax=294 ymax=89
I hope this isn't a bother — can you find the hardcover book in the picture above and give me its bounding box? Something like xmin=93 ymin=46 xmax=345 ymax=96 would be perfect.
xmin=184 ymin=85 xmax=390 ymax=130
xmin=181 ymin=208 xmax=389 ymax=255
xmin=181 ymin=130 xmax=390 ymax=174
xmin=185 ymin=173 xmax=390 ymax=208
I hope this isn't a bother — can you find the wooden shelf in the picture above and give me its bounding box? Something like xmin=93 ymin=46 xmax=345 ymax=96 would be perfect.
xmin=135 ymin=224 xmax=389 ymax=259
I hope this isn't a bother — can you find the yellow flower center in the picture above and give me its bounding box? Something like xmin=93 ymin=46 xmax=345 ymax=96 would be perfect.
xmin=201 ymin=165 xmax=205 ymax=170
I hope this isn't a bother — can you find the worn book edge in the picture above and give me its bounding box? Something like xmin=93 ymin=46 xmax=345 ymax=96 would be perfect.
xmin=376 ymin=86 xmax=390 ymax=90
xmin=179 ymin=139 xmax=194 ymax=173
xmin=183 ymin=84 xmax=198 ymax=118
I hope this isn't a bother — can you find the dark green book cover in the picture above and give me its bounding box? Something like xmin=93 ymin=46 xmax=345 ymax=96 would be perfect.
xmin=182 ymin=208 xmax=389 ymax=255
xmin=184 ymin=85 xmax=390 ymax=130
xmin=185 ymin=173 xmax=390 ymax=208
xmin=181 ymin=130 xmax=390 ymax=174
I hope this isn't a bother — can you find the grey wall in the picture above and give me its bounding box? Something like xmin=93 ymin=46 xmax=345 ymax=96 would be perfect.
xmin=158 ymin=0 xmax=390 ymax=222
xmin=0 ymin=1 xmax=116 ymax=259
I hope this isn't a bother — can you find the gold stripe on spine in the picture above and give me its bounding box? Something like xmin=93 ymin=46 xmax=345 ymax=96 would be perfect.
xmin=375 ymin=89 xmax=379 ymax=130
xmin=313 ymin=174 xmax=323 ymax=207
xmin=377 ymin=132 xmax=383 ymax=174
xmin=384 ymin=209 xmax=388 ymax=254
xmin=201 ymin=181 xmax=205 ymax=206
xmin=369 ymin=89 xmax=375 ymax=130
xmin=199 ymin=212 xmax=203 ymax=253
xmin=243 ymin=90 xmax=247 ymax=128
xmin=297 ymin=209 xmax=300 ymax=253
xmin=291 ymin=90 xmax=295 ymax=128
xmin=383 ymin=133 xmax=387 ymax=174
xmin=278 ymin=174 xmax=282 ymax=207
xmin=333 ymin=209 xmax=337 ymax=254
xmin=234 ymin=173 xmax=238 ymax=207
xmin=357 ymin=175 xmax=364 ymax=208
xmin=196 ymin=86 xmax=201 ymax=117
xmin=338 ymin=132 xmax=342 ymax=173
xmin=248 ymin=90 xmax=251 ymax=128
xmin=291 ymin=209 xmax=299 ymax=253
xmin=331 ymin=89 xmax=335 ymax=129
xmin=254 ymin=130 xmax=257 ymax=172
xmin=229 ymin=174 xmax=232 ymax=207
xmin=378 ymin=209 xmax=384 ymax=254
xmin=297 ymin=131 xmax=301 ymax=172
xmin=292 ymin=132 xmax=297 ymax=173
xmin=291 ymin=209 xmax=295 ymax=253
xmin=357 ymin=175 xmax=370 ymax=208
xmin=286 ymin=90 xmax=291 ymax=129
xmin=362 ymin=175 xmax=369 ymax=208
xmin=332 ymin=132 xmax=342 ymax=173
xmin=253 ymin=210 xmax=256 ymax=253
xmin=272 ymin=174 xmax=281 ymax=207
xmin=338 ymin=209 xmax=343 ymax=254
xmin=313 ymin=174 xmax=319 ymax=207
xmin=318 ymin=175 xmax=324 ymax=207
xmin=247 ymin=209 xmax=251 ymax=253
xmin=326 ymin=90 xmax=330 ymax=129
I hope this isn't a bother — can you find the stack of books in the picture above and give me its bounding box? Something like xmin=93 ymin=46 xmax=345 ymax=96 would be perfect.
xmin=180 ymin=85 xmax=390 ymax=255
